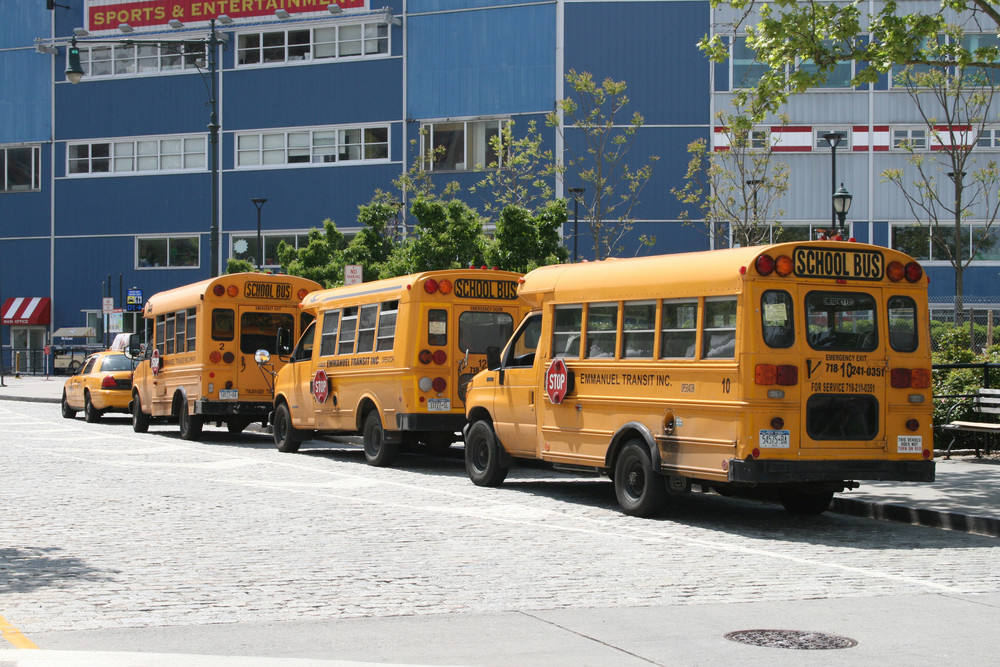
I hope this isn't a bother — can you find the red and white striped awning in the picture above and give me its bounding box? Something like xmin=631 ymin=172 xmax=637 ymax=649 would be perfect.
xmin=2 ymin=297 xmax=51 ymax=326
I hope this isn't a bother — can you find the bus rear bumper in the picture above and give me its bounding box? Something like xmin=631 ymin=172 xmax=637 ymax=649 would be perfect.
xmin=396 ymin=413 xmax=466 ymax=432
xmin=195 ymin=398 xmax=272 ymax=417
xmin=726 ymin=458 xmax=935 ymax=484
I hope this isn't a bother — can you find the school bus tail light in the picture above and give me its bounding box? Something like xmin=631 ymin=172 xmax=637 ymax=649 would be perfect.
xmin=905 ymin=262 xmax=923 ymax=282
xmin=424 ymin=279 xmax=439 ymax=294
xmin=888 ymin=261 xmax=924 ymax=283
xmin=418 ymin=376 xmax=447 ymax=393
xmin=227 ymin=285 xmax=239 ymax=297
xmin=755 ymin=364 xmax=798 ymax=386
xmin=432 ymin=377 xmax=447 ymax=392
xmin=754 ymin=254 xmax=793 ymax=277
xmin=297 ymin=288 xmax=310 ymax=300
xmin=210 ymin=351 xmax=222 ymax=364
xmin=432 ymin=350 xmax=447 ymax=365
xmin=223 ymin=352 xmax=235 ymax=364
xmin=438 ymin=279 xmax=453 ymax=295
xmin=419 ymin=349 xmax=432 ymax=364
xmin=213 ymin=284 xmax=225 ymax=297
xmin=892 ymin=368 xmax=931 ymax=389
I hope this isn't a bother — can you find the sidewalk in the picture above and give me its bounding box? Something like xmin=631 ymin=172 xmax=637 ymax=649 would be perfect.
xmin=3 ymin=373 xmax=997 ymax=537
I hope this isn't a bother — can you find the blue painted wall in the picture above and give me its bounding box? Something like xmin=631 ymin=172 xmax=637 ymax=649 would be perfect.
xmin=0 ymin=3 xmax=51 ymax=143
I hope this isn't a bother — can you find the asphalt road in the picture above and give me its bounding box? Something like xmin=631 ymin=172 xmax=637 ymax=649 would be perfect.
xmin=2 ymin=399 xmax=999 ymax=665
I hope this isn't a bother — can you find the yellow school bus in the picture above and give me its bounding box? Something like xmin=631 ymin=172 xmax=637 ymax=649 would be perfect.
xmin=268 ymin=268 xmax=529 ymax=466
xmin=463 ymin=241 xmax=935 ymax=516
xmin=130 ymin=273 xmax=321 ymax=440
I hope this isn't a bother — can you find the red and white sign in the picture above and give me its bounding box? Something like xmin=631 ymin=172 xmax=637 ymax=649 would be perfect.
xmin=151 ymin=348 xmax=160 ymax=375
xmin=312 ymin=368 xmax=329 ymax=403
xmin=2 ymin=297 xmax=51 ymax=326
xmin=344 ymin=264 xmax=363 ymax=286
xmin=545 ymin=358 xmax=569 ymax=404
xmin=85 ymin=0 xmax=368 ymax=32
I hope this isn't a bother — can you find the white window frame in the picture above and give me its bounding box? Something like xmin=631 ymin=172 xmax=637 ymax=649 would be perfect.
xmin=68 ymin=135 xmax=207 ymax=176
xmin=136 ymin=235 xmax=201 ymax=270
xmin=891 ymin=221 xmax=1000 ymax=263
xmin=814 ymin=129 xmax=852 ymax=150
xmin=1 ymin=144 xmax=42 ymax=192
xmin=74 ymin=41 xmax=206 ymax=80
xmin=235 ymin=20 xmax=389 ymax=68
xmin=892 ymin=127 xmax=928 ymax=151
xmin=235 ymin=124 xmax=390 ymax=169
xmin=230 ymin=231 xmax=313 ymax=268
xmin=420 ymin=118 xmax=511 ymax=171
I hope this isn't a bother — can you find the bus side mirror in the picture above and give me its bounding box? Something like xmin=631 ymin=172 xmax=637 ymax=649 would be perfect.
xmin=126 ymin=333 xmax=142 ymax=359
xmin=486 ymin=346 xmax=501 ymax=371
xmin=276 ymin=328 xmax=293 ymax=356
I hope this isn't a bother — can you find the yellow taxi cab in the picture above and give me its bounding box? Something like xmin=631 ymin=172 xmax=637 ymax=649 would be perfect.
xmin=61 ymin=350 xmax=134 ymax=422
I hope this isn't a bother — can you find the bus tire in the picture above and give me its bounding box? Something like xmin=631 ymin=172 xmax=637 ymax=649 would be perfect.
xmin=778 ymin=488 xmax=834 ymax=515
xmin=614 ymin=440 xmax=668 ymax=517
xmin=178 ymin=399 xmax=203 ymax=441
xmin=132 ymin=393 xmax=150 ymax=433
xmin=84 ymin=391 xmax=102 ymax=423
xmin=464 ymin=420 xmax=509 ymax=487
xmin=227 ymin=417 xmax=252 ymax=434
xmin=363 ymin=411 xmax=398 ymax=467
xmin=273 ymin=403 xmax=303 ymax=453
xmin=61 ymin=390 xmax=78 ymax=419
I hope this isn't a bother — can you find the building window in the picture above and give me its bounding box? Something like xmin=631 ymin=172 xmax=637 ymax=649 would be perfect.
xmin=797 ymin=41 xmax=854 ymax=88
xmin=137 ymin=236 xmax=200 ymax=269
xmin=890 ymin=223 xmax=1000 ymax=261
xmin=731 ymin=36 xmax=773 ymax=90
xmin=68 ymin=136 xmax=206 ymax=175
xmin=892 ymin=128 xmax=927 ymax=150
xmin=77 ymin=42 xmax=206 ymax=79
xmin=421 ymin=119 xmax=509 ymax=171
xmin=237 ymin=21 xmax=388 ymax=66
xmin=231 ymin=232 xmax=311 ymax=267
xmin=977 ymin=128 xmax=1000 ymax=148
xmin=814 ymin=129 xmax=851 ymax=150
xmin=236 ymin=125 xmax=389 ymax=168
xmin=1 ymin=145 xmax=41 ymax=192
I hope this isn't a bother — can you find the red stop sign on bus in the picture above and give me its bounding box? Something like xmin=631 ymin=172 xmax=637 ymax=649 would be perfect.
xmin=312 ymin=369 xmax=329 ymax=403
xmin=545 ymin=358 xmax=569 ymax=404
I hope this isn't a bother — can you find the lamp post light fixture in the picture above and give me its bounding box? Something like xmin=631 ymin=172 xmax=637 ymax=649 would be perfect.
xmin=252 ymin=198 xmax=268 ymax=271
xmin=63 ymin=20 xmax=227 ymax=277
xmin=823 ymin=132 xmax=846 ymax=230
xmin=832 ymin=184 xmax=853 ymax=238
xmin=567 ymin=187 xmax=585 ymax=262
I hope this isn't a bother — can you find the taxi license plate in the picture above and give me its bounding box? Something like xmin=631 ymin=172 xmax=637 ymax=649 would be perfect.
xmin=427 ymin=398 xmax=451 ymax=412
xmin=758 ymin=429 xmax=790 ymax=448
xmin=219 ymin=389 xmax=238 ymax=400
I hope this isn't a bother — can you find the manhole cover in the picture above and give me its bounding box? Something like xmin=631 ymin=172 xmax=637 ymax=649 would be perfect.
xmin=724 ymin=629 xmax=858 ymax=650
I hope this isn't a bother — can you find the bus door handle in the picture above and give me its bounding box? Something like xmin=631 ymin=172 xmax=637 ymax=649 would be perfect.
xmin=529 ymin=390 xmax=534 ymax=405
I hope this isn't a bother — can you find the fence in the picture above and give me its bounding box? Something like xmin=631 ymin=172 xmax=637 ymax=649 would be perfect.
xmin=929 ymin=298 xmax=1000 ymax=352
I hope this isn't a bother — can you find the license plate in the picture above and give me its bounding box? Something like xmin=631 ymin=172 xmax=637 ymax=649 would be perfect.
xmin=897 ymin=435 xmax=922 ymax=454
xmin=758 ymin=429 xmax=790 ymax=448
xmin=427 ymin=398 xmax=451 ymax=412
xmin=219 ymin=389 xmax=238 ymax=400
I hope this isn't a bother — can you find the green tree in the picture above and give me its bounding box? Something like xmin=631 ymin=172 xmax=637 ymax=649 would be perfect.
xmin=546 ymin=70 xmax=659 ymax=260
xmin=385 ymin=196 xmax=488 ymax=275
xmin=470 ymin=120 xmax=555 ymax=219
xmin=276 ymin=219 xmax=347 ymax=288
xmin=225 ymin=258 xmax=256 ymax=274
xmin=673 ymin=109 xmax=790 ymax=247
xmin=343 ymin=191 xmax=406 ymax=281
xmin=483 ymin=201 xmax=570 ymax=273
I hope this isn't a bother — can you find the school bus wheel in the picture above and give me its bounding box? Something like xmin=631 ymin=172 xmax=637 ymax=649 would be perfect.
xmin=613 ymin=440 xmax=668 ymax=517
xmin=273 ymin=402 xmax=303 ymax=453
xmin=363 ymin=411 xmax=399 ymax=467
xmin=777 ymin=486 xmax=834 ymax=515
xmin=176 ymin=395 xmax=203 ymax=441
xmin=464 ymin=420 xmax=509 ymax=487
xmin=131 ymin=392 xmax=150 ymax=433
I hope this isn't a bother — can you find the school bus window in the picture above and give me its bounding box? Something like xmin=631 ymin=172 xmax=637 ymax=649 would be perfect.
xmin=155 ymin=315 xmax=165 ymax=355
xmin=622 ymin=301 xmax=656 ymax=359
xmin=319 ymin=309 xmax=340 ymax=357
xmin=428 ymin=309 xmax=447 ymax=346
xmin=175 ymin=310 xmax=186 ymax=353
xmin=702 ymin=297 xmax=737 ymax=359
xmin=507 ymin=313 xmax=542 ymax=367
xmin=338 ymin=306 xmax=358 ymax=354
xmin=586 ymin=303 xmax=618 ymax=358
xmin=806 ymin=292 xmax=877 ymax=351
xmin=458 ymin=311 xmax=515 ymax=354
xmin=553 ymin=305 xmax=583 ymax=358
xmin=761 ymin=290 xmax=794 ymax=348
xmin=888 ymin=295 xmax=918 ymax=352
xmin=660 ymin=300 xmax=697 ymax=359
xmin=356 ymin=304 xmax=379 ymax=353
xmin=293 ymin=321 xmax=316 ymax=362
xmin=212 ymin=308 xmax=235 ymax=341
xmin=165 ymin=312 xmax=176 ymax=354
xmin=241 ymin=312 xmax=294 ymax=354
xmin=376 ymin=301 xmax=397 ymax=351
xmin=186 ymin=308 xmax=196 ymax=351
xmin=807 ymin=393 xmax=879 ymax=440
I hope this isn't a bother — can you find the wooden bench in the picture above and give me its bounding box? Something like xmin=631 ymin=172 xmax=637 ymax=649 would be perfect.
xmin=940 ymin=387 xmax=1000 ymax=458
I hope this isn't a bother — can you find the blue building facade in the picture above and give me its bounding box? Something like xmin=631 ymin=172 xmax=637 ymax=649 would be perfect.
xmin=1 ymin=0 xmax=997 ymax=370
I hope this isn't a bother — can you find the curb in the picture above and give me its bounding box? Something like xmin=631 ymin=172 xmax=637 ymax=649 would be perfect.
xmin=830 ymin=496 xmax=1000 ymax=538
xmin=0 ymin=393 xmax=60 ymax=404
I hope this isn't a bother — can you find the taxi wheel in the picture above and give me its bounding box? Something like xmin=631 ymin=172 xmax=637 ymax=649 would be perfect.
xmin=132 ymin=393 xmax=150 ymax=433
xmin=84 ymin=391 xmax=102 ymax=423
xmin=464 ymin=420 xmax=509 ymax=487
xmin=363 ymin=410 xmax=398 ymax=467
xmin=778 ymin=488 xmax=834 ymax=515
xmin=273 ymin=403 xmax=303 ymax=453
xmin=613 ymin=440 xmax=668 ymax=518
xmin=61 ymin=390 xmax=78 ymax=419
xmin=178 ymin=400 xmax=203 ymax=441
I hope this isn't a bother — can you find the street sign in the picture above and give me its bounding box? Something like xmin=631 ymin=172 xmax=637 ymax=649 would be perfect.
xmin=344 ymin=264 xmax=363 ymax=286
xmin=545 ymin=358 xmax=569 ymax=404
xmin=109 ymin=312 xmax=123 ymax=333
xmin=312 ymin=369 xmax=329 ymax=403
xmin=126 ymin=288 xmax=144 ymax=313
xmin=102 ymin=297 xmax=114 ymax=314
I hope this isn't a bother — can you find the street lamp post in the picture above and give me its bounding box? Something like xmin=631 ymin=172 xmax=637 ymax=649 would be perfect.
xmin=64 ymin=19 xmax=227 ymax=277
xmin=823 ymin=132 xmax=846 ymax=230
xmin=568 ymin=187 xmax=585 ymax=262
xmin=832 ymin=184 xmax=853 ymax=238
xmin=252 ymin=198 xmax=268 ymax=271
